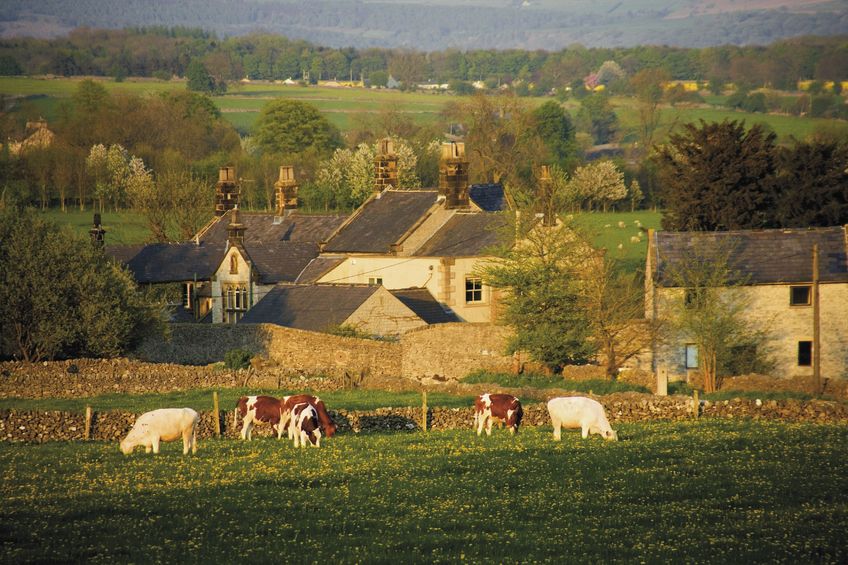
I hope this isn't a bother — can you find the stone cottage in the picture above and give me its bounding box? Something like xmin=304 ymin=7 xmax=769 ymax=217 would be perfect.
xmin=645 ymin=226 xmax=848 ymax=381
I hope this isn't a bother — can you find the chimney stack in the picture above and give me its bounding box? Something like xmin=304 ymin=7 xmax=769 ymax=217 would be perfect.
xmin=227 ymin=206 xmax=246 ymax=246
xmin=439 ymin=142 xmax=469 ymax=209
xmin=274 ymin=166 xmax=298 ymax=216
xmin=89 ymin=213 xmax=106 ymax=247
xmin=374 ymin=138 xmax=398 ymax=193
xmin=538 ymin=165 xmax=556 ymax=227
xmin=215 ymin=166 xmax=240 ymax=217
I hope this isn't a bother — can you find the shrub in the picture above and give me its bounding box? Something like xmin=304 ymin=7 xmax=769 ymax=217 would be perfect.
xmin=223 ymin=348 xmax=252 ymax=371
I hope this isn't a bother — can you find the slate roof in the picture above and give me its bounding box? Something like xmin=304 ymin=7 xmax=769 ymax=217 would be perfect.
xmin=322 ymin=190 xmax=438 ymax=253
xmin=388 ymin=288 xmax=460 ymax=324
xmin=295 ymin=256 xmax=347 ymax=284
xmin=469 ymin=184 xmax=507 ymax=212
xmin=202 ymin=211 xmax=347 ymax=244
xmin=113 ymin=242 xmax=226 ymax=284
xmin=653 ymin=226 xmax=848 ymax=286
xmin=414 ymin=213 xmax=509 ymax=257
xmin=239 ymin=284 xmax=380 ymax=331
xmin=109 ymin=211 xmax=348 ymax=285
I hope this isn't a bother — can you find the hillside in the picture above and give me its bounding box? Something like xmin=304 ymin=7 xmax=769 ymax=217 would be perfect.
xmin=2 ymin=0 xmax=847 ymax=50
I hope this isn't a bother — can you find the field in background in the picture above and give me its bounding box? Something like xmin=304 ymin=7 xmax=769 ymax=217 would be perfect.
xmin=1 ymin=421 xmax=846 ymax=562
xmin=1 ymin=77 xmax=838 ymax=142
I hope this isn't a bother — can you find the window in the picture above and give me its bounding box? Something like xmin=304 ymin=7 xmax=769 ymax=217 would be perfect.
xmin=684 ymin=288 xmax=705 ymax=309
xmin=368 ymin=277 xmax=383 ymax=286
xmin=790 ymin=285 xmax=811 ymax=306
xmin=685 ymin=344 xmax=699 ymax=369
xmin=183 ymin=283 xmax=193 ymax=309
xmin=465 ymin=277 xmax=483 ymax=303
xmin=798 ymin=341 xmax=812 ymax=367
xmin=223 ymin=284 xmax=249 ymax=323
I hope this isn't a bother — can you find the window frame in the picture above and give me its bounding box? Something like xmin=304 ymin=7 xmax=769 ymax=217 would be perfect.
xmin=465 ymin=277 xmax=484 ymax=304
xmin=789 ymin=285 xmax=811 ymax=307
xmin=685 ymin=343 xmax=699 ymax=369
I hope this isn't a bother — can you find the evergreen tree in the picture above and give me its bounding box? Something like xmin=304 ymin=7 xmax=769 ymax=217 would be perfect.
xmin=186 ymin=59 xmax=215 ymax=93
xmin=776 ymin=139 xmax=848 ymax=228
xmin=655 ymin=119 xmax=779 ymax=231
xmin=532 ymin=100 xmax=578 ymax=171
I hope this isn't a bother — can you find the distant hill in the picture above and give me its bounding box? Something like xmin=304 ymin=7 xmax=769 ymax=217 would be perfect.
xmin=2 ymin=0 xmax=847 ymax=50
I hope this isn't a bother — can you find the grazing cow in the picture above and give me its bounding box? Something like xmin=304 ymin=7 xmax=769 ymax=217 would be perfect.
xmin=474 ymin=393 xmax=523 ymax=436
xmin=120 ymin=408 xmax=198 ymax=455
xmin=236 ymin=395 xmax=285 ymax=441
xmin=547 ymin=396 xmax=618 ymax=441
xmin=280 ymin=394 xmax=337 ymax=439
xmin=290 ymin=402 xmax=322 ymax=448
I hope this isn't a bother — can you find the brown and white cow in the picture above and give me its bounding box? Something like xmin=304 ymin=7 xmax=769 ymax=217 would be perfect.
xmin=236 ymin=395 xmax=285 ymax=441
xmin=280 ymin=394 xmax=337 ymax=440
xmin=290 ymin=402 xmax=322 ymax=448
xmin=474 ymin=393 xmax=523 ymax=436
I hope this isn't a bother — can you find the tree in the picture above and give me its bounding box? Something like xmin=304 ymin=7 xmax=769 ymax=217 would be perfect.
xmin=630 ymin=68 xmax=669 ymax=150
xmin=0 ymin=208 xmax=161 ymax=361
xmin=577 ymin=94 xmax=619 ymax=145
xmin=477 ymin=215 xmax=595 ymax=372
xmin=444 ymin=93 xmax=544 ymax=208
xmin=654 ymin=120 xmax=779 ymax=231
xmin=532 ymin=101 xmax=578 ymax=170
xmin=186 ymin=59 xmax=216 ymax=94
xmin=628 ymin=180 xmax=643 ymax=212
xmin=662 ymin=237 xmax=773 ymax=393
xmin=776 ymin=139 xmax=848 ymax=228
xmin=568 ymin=160 xmax=626 ymax=212
xmin=255 ymin=99 xmax=343 ymax=157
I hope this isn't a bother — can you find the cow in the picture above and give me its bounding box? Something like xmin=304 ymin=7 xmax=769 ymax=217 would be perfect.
xmin=120 ymin=408 xmax=199 ymax=455
xmin=546 ymin=396 xmax=618 ymax=441
xmin=474 ymin=393 xmax=523 ymax=436
xmin=236 ymin=395 xmax=285 ymax=441
xmin=280 ymin=394 xmax=337 ymax=440
xmin=290 ymin=402 xmax=322 ymax=448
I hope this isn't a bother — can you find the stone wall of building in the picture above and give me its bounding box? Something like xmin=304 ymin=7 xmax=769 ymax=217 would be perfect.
xmin=3 ymin=393 xmax=846 ymax=443
xmin=401 ymin=323 xmax=514 ymax=381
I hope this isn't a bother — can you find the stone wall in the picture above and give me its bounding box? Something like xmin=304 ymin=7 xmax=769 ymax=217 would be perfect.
xmin=133 ymin=322 xmax=513 ymax=383
xmin=3 ymin=393 xmax=847 ymax=443
xmin=401 ymin=323 xmax=514 ymax=381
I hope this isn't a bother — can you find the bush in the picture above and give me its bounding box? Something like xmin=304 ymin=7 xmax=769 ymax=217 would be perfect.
xmin=461 ymin=370 xmax=650 ymax=394
xmin=223 ymin=348 xmax=252 ymax=371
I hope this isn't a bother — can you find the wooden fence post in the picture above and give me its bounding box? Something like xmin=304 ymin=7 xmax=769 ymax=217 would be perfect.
xmin=693 ymin=390 xmax=699 ymax=419
xmin=84 ymin=405 xmax=92 ymax=440
xmin=422 ymin=391 xmax=428 ymax=432
xmin=213 ymin=391 xmax=221 ymax=437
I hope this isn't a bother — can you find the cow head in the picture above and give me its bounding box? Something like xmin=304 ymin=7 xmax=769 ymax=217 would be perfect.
xmin=602 ymin=429 xmax=618 ymax=442
xmin=507 ymin=401 xmax=523 ymax=433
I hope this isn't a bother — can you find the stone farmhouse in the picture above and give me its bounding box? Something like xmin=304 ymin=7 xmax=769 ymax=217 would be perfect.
xmin=645 ymin=226 xmax=848 ymax=381
xmin=109 ymin=140 xmax=509 ymax=336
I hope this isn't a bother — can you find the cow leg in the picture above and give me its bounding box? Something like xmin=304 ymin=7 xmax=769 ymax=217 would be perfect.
xmin=551 ymin=417 xmax=562 ymax=441
xmin=240 ymin=417 xmax=251 ymax=441
xmin=279 ymin=411 xmax=291 ymax=440
xmin=476 ymin=410 xmax=488 ymax=436
xmin=313 ymin=430 xmax=322 ymax=448
xmin=485 ymin=415 xmax=493 ymax=436
xmin=152 ymin=436 xmax=160 ymax=454
xmin=191 ymin=427 xmax=197 ymax=454
xmin=299 ymin=430 xmax=309 ymax=448
xmin=182 ymin=428 xmax=191 ymax=454
xmin=581 ymin=424 xmax=589 ymax=439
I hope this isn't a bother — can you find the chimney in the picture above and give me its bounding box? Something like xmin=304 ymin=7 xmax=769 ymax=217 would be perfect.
xmin=274 ymin=166 xmax=298 ymax=216
xmin=439 ymin=142 xmax=469 ymax=209
xmin=538 ymin=165 xmax=556 ymax=227
xmin=227 ymin=206 xmax=246 ymax=246
xmin=89 ymin=213 xmax=106 ymax=247
xmin=214 ymin=166 xmax=240 ymax=217
xmin=374 ymin=138 xmax=398 ymax=193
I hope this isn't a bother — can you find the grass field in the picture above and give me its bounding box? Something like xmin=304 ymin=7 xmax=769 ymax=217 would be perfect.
xmin=1 ymin=420 xmax=846 ymax=562
xmin=1 ymin=77 xmax=838 ymax=143
xmin=36 ymin=208 xmax=152 ymax=245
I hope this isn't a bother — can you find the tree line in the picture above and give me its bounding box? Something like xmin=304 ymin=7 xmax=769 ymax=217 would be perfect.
xmin=1 ymin=29 xmax=846 ymax=93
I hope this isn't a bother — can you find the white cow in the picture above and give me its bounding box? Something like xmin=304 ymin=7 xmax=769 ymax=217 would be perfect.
xmin=120 ymin=408 xmax=199 ymax=455
xmin=547 ymin=397 xmax=618 ymax=441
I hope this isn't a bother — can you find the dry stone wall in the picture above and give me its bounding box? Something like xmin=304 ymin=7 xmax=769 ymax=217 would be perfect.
xmin=3 ymin=394 xmax=846 ymax=443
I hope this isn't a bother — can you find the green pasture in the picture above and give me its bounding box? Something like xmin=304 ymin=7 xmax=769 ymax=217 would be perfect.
xmin=36 ymin=208 xmax=151 ymax=245
xmin=2 ymin=77 xmax=837 ymax=141
xmin=1 ymin=420 xmax=845 ymax=562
